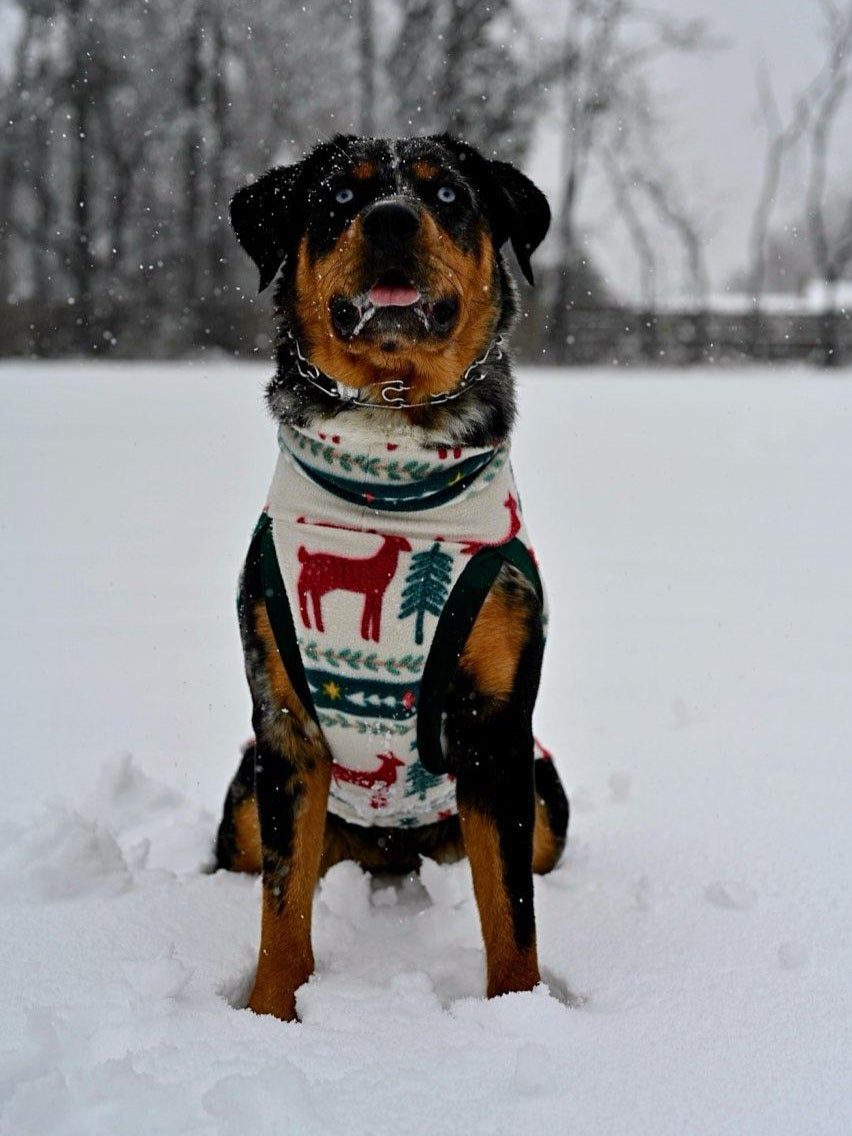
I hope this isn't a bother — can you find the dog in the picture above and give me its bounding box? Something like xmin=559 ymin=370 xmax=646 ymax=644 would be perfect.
xmin=215 ymin=134 xmax=570 ymax=1021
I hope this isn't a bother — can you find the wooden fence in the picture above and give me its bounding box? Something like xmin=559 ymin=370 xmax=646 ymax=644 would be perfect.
xmin=511 ymin=305 xmax=852 ymax=367
xmin=1 ymin=299 xmax=850 ymax=367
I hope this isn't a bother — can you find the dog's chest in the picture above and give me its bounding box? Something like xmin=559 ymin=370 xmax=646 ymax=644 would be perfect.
xmin=263 ymin=423 xmax=531 ymax=828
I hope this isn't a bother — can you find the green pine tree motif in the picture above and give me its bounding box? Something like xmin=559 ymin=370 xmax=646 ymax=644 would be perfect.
xmin=406 ymin=761 xmax=447 ymax=801
xmin=398 ymin=541 xmax=453 ymax=645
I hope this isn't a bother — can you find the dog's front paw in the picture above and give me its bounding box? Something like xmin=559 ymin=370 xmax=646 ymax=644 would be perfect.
xmin=247 ymin=979 xmax=299 ymax=1022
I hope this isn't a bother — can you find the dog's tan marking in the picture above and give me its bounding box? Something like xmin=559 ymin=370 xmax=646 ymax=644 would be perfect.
xmin=253 ymin=600 xmax=306 ymax=722
xmin=230 ymin=797 xmax=262 ymax=873
xmin=295 ymin=221 xmax=499 ymax=408
xmin=460 ymin=808 xmax=540 ymax=997
xmin=459 ymin=584 xmax=529 ymax=699
xmin=412 ymin=160 xmax=439 ymax=180
xmin=352 ymin=160 xmax=376 ymax=180
xmin=405 ymin=215 xmax=498 ymax=401
xmin=532 ymin=796 xmax=562 ymax=875
xmin=251 ymin=598 xmax=326 ymax=762
xmin=248 ymin=758 xmax=331 ymax=1021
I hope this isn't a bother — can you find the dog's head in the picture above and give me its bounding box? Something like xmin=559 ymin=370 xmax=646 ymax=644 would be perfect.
xmin=230 ymin=135 xmax=549 ymax=435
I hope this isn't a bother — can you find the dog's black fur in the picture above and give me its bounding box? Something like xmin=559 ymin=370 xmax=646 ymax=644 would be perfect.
xmin=217 ymin=134 xmax=569 ymax=1021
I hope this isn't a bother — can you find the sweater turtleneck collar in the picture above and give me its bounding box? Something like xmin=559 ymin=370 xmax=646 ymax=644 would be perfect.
xmin=277 ymin=422 xmax=508 ymax=512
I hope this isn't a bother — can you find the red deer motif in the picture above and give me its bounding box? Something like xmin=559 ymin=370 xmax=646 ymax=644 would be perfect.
xmin=297 ymin=533 xmax=412 ymax=642
xmin=331 ymin=751 xmax=405 ymax=809
xmin=460 ymin=493 xmax=521 ymax=556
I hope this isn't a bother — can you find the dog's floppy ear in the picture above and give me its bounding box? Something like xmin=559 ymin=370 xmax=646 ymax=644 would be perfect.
xmin=437 ymin=136 xmax=550 ymax=285
xmin=230 ymin=164 xmax=303 ymax=292
xmin=483 ymin=158 xmax=551 ymax=285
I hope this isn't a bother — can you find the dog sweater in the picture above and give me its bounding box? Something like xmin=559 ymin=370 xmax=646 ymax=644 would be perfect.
xmin=246 ymin=420 xmax=543 ymax=829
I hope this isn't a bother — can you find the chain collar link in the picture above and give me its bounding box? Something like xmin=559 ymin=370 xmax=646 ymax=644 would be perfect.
xmin=284 ymin=329 xmax=504 ymax=410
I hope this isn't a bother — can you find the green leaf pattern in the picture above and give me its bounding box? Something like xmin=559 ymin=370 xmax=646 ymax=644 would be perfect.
xmin=317 ymin=711 xmax=411 ymax=737
xmin=290 ymin=431 xmax=444 ymax=481
xmin=300 ymin=640 xmax=424 ymax=675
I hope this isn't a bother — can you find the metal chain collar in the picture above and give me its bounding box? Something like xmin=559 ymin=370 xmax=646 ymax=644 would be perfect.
xmin=284 ymin=329 xmax=504 ymax=410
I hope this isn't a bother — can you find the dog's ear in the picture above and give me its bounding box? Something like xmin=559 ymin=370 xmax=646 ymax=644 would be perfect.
xmin=436 ymin=137 xmax=551 ymax=285
xmin=483 ymin=159 xmax=551 ymax=285
xmin=230 ymin=164 xmax=303 ymax=292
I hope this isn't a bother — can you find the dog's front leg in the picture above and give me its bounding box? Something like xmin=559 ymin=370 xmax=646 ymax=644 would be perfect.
xmin=448 ymin=565 xmax=544 ymax=998
xmin=248 ymin=731 xmax=330 ymax=1020
xmin=242 ymin=581 xmax=331 ymax=1021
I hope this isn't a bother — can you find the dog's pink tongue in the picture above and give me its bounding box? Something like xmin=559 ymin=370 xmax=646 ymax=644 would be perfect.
xmin=368 ymin=283 xmax=421 ymax=307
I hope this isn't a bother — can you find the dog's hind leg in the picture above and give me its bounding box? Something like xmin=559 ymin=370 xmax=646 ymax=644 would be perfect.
xmin=533 ymin=754 xmax=570 ymax=875
xmin=448 ymin=563 xmax=545 ymax=999
xmin=215 ymin=740 xmax=261 ymax=873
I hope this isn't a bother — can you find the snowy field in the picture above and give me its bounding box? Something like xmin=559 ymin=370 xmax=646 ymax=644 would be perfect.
xmin=1 ymin=360 xmax=851 ymax=1136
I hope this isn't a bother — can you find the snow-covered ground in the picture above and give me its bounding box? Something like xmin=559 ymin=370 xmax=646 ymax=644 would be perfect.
xmin=2 ymin=360 xmax=851 ymax=1136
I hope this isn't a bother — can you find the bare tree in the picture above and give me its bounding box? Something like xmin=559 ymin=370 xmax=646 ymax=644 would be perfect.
xmin=384 ymin=0 xmax=543 ymax=160
xmin=601 ymin=147 xmax=659 ymax=357
xmin=638 ymin=172 xmax=711 ymax=362
xmin=29 ymin=55 xmax=57 ymax=307
xmin=744 ymin=1 xmax=852 ymax=363
xmin=65 ymin=0 xmax=97 ymax=337
xmin=602 ymin=88 xmax=712 ymax=364
xmin=181 ymin=4 xmax=204 ymax=326
xmin=747 ymin=66 xmax=825 ymax=347
xmin=436 ymin=0 xmax=507 ymax=137
xmin=546 ymin=0 xmax=712 ymax=360
xmin=549 ymin=0 xmax=620 ymax=345
xmin=208 ymin=3 xmax=231 ymax=284
xmin=804 ymin=0 xmax=852 ymax=364
xmin=357 ymin=0 xmax=376 ymax=135
xmin=0 ymin=12 xmax=34 ymax=301
xmin=386 ymin=0 xmax=440 ymax=134
xmin=636 ymin=177 xmax=708 ymax=305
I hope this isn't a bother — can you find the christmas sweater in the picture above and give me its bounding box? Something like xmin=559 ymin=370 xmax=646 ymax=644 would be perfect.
xmin=249 ymin=419 xmax=543 ymax=829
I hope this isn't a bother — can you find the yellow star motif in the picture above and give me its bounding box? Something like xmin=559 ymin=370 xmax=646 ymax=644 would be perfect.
xmin=322 ymin=680 xmax=342 ymax=701
xmin=448 ymin=469 xmax=465 ymax=485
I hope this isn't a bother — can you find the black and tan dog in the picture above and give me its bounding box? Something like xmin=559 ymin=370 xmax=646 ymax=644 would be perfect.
xmin=216 ymin=134 xmax=569 ymax=1021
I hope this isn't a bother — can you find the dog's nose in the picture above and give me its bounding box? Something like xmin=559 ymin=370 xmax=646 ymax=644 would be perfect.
xmin=361 ymin=200 xmax=420 ymax=249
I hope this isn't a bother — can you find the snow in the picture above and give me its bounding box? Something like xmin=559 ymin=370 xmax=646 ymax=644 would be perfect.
xmin=658 ymin=282 xmax=852 ymax=314
xmin=2 ymin=359 xmax=851 ymax=1135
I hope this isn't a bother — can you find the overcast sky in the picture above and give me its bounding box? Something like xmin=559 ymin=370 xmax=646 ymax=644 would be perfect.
xmin=529 ymin=0 xmax=852 ymax=297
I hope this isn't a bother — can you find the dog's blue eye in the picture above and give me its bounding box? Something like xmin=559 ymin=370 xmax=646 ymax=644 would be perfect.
xmin=437 ymin=186 xmax=456 ymax=203
xmin=335 ymin=187 xmax=354 ymax=204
